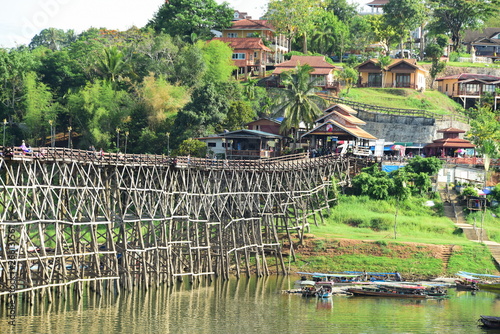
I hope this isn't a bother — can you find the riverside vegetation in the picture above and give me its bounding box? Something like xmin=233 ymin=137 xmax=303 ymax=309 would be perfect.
xmin=284 ymin=158 xmax=500 ymax=280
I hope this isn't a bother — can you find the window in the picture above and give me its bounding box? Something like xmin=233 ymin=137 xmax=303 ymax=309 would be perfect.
xmin=232 ymin=53 xmax=246 ymax=59
xmin=227 ymin=32 xmax=238 ymax=38
xmin=368 ymin=73 xmax=382 ymax=87
xmin=247 ymin=33 xmax=254 ymax=37
xmin=395 ymin=73 xmax=411 ymax=87
xmin=207 ymin=142 xmax=216 ymax=147
xmin=484 ymin=84 xmax=496 ymax=93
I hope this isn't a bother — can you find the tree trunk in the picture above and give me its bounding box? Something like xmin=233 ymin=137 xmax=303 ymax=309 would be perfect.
xmin=303 ymin=32 xmax=307 ymax=54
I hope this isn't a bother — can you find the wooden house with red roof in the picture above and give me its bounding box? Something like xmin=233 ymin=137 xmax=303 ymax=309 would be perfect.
xmin=355 ymin=58 xmax=428 ymax=90
xmin=302 ymin=104 xmax=377 ymax=156
xmin=423 ymin=127 xmax=475 ymax=157
xmin=272 ymin=56 xmax=339 ymax=90
xmin=221 ymin=19 xmax=288 ymax=65
xmin=436 ymin=73 xmax=500 ymax=109
xmin=212 ymin=37 xmax=271 ymax=77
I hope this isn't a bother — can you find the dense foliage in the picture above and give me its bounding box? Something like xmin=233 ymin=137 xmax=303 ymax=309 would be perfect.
xmin=1 ymin=0 xmax=498 ymax=155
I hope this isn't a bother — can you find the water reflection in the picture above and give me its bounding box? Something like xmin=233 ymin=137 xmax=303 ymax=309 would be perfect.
xmin=0 ymin=276 xmax=498 ymax=333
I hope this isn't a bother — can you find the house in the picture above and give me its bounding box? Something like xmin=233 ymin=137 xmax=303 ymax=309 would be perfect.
xmin=463 ymin=28 xmax=500 ymax=58
xmin=232 ymin=10 xmax=252 ymax=21
xmin=219 ymin=129 xmax=283 ymax=159
xmin=212 ymin=37 xmax=271 ymax=77
xmin=355 ymin=58 xmax=428 ymax=90
xmin=272 ymin=56 xmax=340 ymax=90
xmin=435 ymin=73 xmax=500 ymax=109
xmin=301 ymin=104 xmax=377 ymax=156
xmin=423 ymin=127 xmax=475 ymax=157
xmin=246 ymin=118 xmax=282 ymax=135
xmin=221 ymin=19 xmax=288 ymax=65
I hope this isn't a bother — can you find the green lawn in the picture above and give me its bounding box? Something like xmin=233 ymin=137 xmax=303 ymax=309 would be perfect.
xmin=296 ymin=194 xmax=499 ymax=276
xmin=339 ymin=88 xmax=462 ymax=114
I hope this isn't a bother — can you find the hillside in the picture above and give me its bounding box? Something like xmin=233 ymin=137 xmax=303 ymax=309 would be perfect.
xmin=340 ymin=88 xmax=463 ymax=115
xmin=284 ymin=195 xmax=498 ymax=279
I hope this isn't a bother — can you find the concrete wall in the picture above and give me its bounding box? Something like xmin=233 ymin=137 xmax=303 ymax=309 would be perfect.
xmin=357 ymin=109 xmax=470 ymax=144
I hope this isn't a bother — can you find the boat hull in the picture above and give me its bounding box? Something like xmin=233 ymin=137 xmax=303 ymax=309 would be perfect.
xmin=347 ymin=288 xmax=427 ymax=299
xmin=480 ymin=316 xmax=500 ymax=329
xmin=478 ymin=283 xmax=500 ymax=292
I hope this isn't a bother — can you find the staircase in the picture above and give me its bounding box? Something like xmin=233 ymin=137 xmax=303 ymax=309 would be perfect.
xmin=441 ymin=245 xmax=454 ymax=271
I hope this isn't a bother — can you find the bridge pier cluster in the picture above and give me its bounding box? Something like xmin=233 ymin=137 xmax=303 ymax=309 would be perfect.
xmin=0 ymin=149 xmax=363 ymax=310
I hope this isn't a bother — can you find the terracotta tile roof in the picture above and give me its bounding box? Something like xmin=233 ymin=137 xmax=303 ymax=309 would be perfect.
xmin=302 ymin=119 xmax=377 ymax=140
xmin=424 ymin=138 xmax=475 ymax=149
xmin=436 ymin=73 xmax=500 ymax=82
xmin=316 ymin=105 xmax=365 ymax=125
xmin=212 ymin=37 xmax=272 ymax=52
xmin=387 ymin=58 xmax=428 ymax=72
xmin=229 ymin=19 xmax=275 ymax=31
xmin=437 ymin=127 xmax=466 ymax=133
xmin=273 ymin=56 xmax=337 ymax=75
xmin=367 ymin=0 xmax=389 ymax=6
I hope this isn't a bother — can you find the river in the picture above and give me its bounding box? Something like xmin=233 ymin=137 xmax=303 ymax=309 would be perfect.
xmin=1 ymin=276 xmax=498 ymax=333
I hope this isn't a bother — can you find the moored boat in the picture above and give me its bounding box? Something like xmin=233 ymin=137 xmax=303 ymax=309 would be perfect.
xmin=347 ymin=284 xmax=427 ymax=299
xmin=457 ymin=271 xmax=500 ymax=292
xmin=479 ymin=315 xmax=500 ymax=329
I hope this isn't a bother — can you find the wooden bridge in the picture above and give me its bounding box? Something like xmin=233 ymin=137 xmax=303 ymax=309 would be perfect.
xmin=0 ymin=146 xmax=366 ymax=314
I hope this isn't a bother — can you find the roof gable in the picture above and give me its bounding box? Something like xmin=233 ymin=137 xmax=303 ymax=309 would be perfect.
xmin=228 ymin=19 xmax=275 ymax=31
xmin=273 ymin=56 xmax=337 ymax=75
xmin=212 ymin=37 xmax=271 ymax=51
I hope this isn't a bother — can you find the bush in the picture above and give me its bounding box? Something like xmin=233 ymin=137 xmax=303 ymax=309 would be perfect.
xmin=370 ymin=217 xmax=392 ymax=231
xmin=462 ymin=187 xmax=478 ymax=197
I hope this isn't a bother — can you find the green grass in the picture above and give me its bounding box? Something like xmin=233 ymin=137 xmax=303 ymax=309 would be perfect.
xmin=313 ymin=195 xmax=466 ymax=245
xmin=340 ymin=88 xmax=462 ymax=114
xmin=417 ymin=60 xmax=500 ymax=68
xmin=296 ymin=194 xmax=499 ymax=277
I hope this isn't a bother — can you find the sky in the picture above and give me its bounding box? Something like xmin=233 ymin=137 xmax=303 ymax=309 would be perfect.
xmin=0 ymin=0 xmax=369 ymax=48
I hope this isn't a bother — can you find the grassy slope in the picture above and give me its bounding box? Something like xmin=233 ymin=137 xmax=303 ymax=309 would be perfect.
xmin=340 ymin=88 xmax=462 ymax=114
xmin=292 ymin=195 xmax=498 ymax=278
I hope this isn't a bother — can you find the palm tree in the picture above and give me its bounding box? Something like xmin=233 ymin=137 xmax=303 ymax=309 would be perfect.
xmin=274 ymin=64 xmax=325 ymax=139
xmin=377 ymin=56 xmax=392 ymax=88
xmin=96 ymin=46 xmax=128 ymax=84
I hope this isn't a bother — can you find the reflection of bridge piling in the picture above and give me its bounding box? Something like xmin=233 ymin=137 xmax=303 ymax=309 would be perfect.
xmin=0 ymin=147 xmax=365 ymax=307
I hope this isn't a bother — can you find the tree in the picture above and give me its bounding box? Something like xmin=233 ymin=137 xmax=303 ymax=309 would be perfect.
xmin=383 ymin=0 xmax=426 ymax=56
xmin=138 ymin=74 xmax=190 ymax=130
xmin=377 ymin=56 xmax=392 ymax=88
xmin=366 ymin=15 xmax=398 ymax=55
xmin=267 ymin=0 xmax=322 ymax=53
xmin=310 ymin=12 xmax=348 ymax=56
xmin=427 ymin=0 xmax=500 ymax=52
xmin=132 ymin=32 xmax=179 ymax=80
xmin=424 ymin=42 xmax=446 ymax=86
xmin=38 ymin=50 xmax=86 ymax=99
xmin=172 ymin=81 xmax=232 ymax=143
xmin=466 ymin=107 xmax=500 ymax=172
xmin=405 ymin=156 xmax=444 ymax=175
xmin=172 ymin=138 xmax=207 ymax=157
xmin=337 ymin=67 xmax=358 ymax=94
xmin=322 ymin=0 xmax=358 ymax=23
xmin=147 ymin=0 xmax=233 ymax=41
xmin=95 ymin=46 xmax=131 ymax=85
xmin=29 ymin=28 xmax=76 ymax=51
xmin=0 ymin=47 xmax=39 ymax=120
xmin=22 ymin=72 xmax=56 ymax=145
xmin=198 ymin=40 xmax=236 ymax=84
xmin=273 ymin=64 xmax=325 ymax=136
xmin=67 ymin=81 xmax=132 ymax=149
xmin=222 ymin=100 xmax=256 ymax=131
